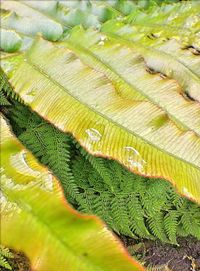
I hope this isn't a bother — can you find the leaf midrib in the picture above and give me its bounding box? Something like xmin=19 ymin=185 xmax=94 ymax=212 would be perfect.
xmin=108 ymin=32 xmax=200 ymax=83
xmin=20 ymin=53 xmax=200 ymax=170
xmin=64 ymin=38 xmax=200 ymax=137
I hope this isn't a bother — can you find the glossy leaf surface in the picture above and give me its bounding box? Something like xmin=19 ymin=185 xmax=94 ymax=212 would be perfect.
xmin=0 ymin=115 xmax=144 ymax=271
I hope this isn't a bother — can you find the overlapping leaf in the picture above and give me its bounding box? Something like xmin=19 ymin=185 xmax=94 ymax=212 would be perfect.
xmin=0 ymin=115 xmax=144 ymax=271
xmin=0 ymin=0 xmax=200 ymax=203
xmin=1 ymin=1 xmax=199 ymax=53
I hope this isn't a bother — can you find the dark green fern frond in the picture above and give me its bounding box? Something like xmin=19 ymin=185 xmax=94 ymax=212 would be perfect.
xmin=0 ymin=256 xmax=12 ymax=270
xmin=93 ymin=193 xmax=114 ymax=229
xmin=164 ymin=211 xmax=180 ymax=244
xmin=0 ymin=89 xmax=10 ymax=106
xmin=141 ymin=180 xmax=169 ymax=215
xmin=0 ymin=69 xmax=22 ymax=103
xmin=167 ymin=187 xmax=184 ymax=209
xmin=0 ymin=246 xmax=13 ymax=260
xmin=0 ymin=245 xmax=13 ymax=270
xmin=3 ymin=100 xmax=200 ymax=244
xmin=180 ymin=212 xmax=200 ymax=240
xmin=72 ymin=156 xmax=107 ymax=192
xmin=127 ymin=194 xmax=153 ymax=239
xmin=147 ymin=214 xmax=168 ymax=242
xmin=79 ymin=147 xmax=115 ymax=192
xmin=19 ymin=124 xmax=79 ymax=199
xmin=7 ymin=101 xmax=43 ymax=135
xmin=71 ymin=149 xmax=200 ymax=244
xmin=111 ymin=195 xmax=135 ymax=237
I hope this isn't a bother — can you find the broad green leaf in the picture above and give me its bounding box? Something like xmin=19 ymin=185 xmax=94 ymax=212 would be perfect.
xmin=0 ymin=29 xmax=22 ymax=53
xmin=1 ymin=1 xmax=199 ymax=52
xmin=101 ymin=26 xmax=200 ymax=103
xmin=1 ymin=33 xmax=200 ymax=204
xmin=0 ymin=1 xmax=200 ymax=203
xmin=0 ymin=0 xmax=118 ymax=36
xmin=0 ymin=115 xmax=144 ymax=271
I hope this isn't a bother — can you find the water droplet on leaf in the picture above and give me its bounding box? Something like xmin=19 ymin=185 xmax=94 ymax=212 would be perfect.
xmin=86 ymin=128 xmax=102 ymax=142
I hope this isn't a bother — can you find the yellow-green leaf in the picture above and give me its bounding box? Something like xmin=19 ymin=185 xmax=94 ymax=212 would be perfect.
xmin=0 ymin=29 xmax=22 ymax=52
xmin=0 ymin=115 xmax=144 ymax=271
xmin=1 ymin=33 xmax=200 ymax=203
xmin=1 ymin=0 xmax=200 ymax=203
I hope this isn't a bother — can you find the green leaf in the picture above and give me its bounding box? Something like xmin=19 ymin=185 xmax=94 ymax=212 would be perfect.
xmin=0 ymin=246 xmax=13 ymax=270
xmin=0 ymin=29 xmax=22 ymax=52
xmin=0 ymin=115 xmax=144 ymax=271
xmin=0 ymin=90 xmax=10 ymax=106
xmin=1 ymin=32 xmax=200 ymax=203
xmin=1 ymin=0 xmax=200 ymax=203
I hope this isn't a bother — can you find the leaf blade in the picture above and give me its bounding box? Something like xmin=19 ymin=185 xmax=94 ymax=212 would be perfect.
xmin=1 ymin=115 xmax=144 ymax=271
xmin=1 ymin=36 xmax=200 ymax=203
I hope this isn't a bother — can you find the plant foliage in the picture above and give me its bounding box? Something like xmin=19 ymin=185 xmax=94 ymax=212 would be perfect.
xmin=0 ymin=245 xmax=13 ymax=270
xmin=4 ymin=101 xmax=200 ymax=245
xmin=1 ymin=0 xmax=200 ymax=203
xmin=0 ymin=1 xmax=200 ymax=269
xmin=0 ymin=114 xmax=143 ymax=271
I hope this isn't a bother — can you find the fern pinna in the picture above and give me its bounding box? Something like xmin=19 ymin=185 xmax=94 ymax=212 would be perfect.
xmin=0 ymin=245 xmax=13 ymax=270
xmin=2 ymin=98 xmax=200 ymax=245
